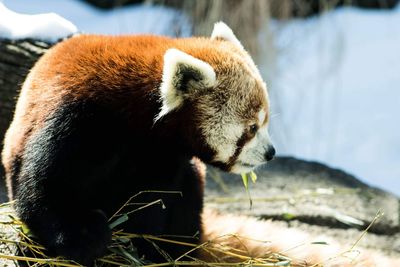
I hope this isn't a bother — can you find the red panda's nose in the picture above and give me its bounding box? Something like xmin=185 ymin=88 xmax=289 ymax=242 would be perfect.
xmin=264 ymin=146 xmax=276 ymax=161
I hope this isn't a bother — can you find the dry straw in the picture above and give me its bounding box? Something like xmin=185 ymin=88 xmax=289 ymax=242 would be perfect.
xmin=0 ymin=193 xmax=382 ymax=267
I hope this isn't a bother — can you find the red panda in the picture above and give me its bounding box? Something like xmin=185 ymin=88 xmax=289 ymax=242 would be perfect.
xmin=1 ymin=22 xmax=397 ymax=266
xmin=2 ymin=22 xmax=274 ymax=265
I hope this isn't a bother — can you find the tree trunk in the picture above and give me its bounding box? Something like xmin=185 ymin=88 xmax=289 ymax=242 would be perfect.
xmin=0 ymin=39 xmax=51 ymax=202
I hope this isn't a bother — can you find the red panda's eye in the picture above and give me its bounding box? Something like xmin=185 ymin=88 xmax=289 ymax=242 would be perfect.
xmin=249 ymin=124 xmax=258 ymax=134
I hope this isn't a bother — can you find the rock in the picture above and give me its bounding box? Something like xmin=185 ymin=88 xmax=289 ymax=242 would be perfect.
xmin=205 ymin=156 xmax=400 ymax=256
xmin=82 ymin=0 xmax=143 ymax=9
xmin=269 ymin=0 xmax=400 ymax=18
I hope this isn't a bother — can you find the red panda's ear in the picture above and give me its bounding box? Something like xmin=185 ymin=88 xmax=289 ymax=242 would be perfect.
xmin=155 ymin=48 xmax=216 ymax=122
xmin=211 ymin=22 xmax=244 ymax=51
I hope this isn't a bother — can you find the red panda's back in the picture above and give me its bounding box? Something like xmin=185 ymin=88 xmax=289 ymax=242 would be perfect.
xmin=1 ymin=35 xmax=175 ymax=199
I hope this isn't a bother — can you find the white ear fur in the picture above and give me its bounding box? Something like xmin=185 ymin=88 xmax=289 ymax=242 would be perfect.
xmin=155 ymin=48 xmax=216 ymax=122
xmin=211 ymin=21 xmax=244 ymax=50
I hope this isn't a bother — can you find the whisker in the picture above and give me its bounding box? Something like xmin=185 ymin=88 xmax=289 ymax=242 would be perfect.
xmin=270 ymin=112 xmax=280 ymax=118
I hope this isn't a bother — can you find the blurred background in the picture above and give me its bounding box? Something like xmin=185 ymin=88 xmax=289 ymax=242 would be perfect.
xmin=2 ymin=0 xmax=400 ymax=196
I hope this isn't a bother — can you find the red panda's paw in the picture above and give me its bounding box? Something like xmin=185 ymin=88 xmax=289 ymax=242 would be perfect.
xmin=48 ymin=209 xmax=111 ymax=266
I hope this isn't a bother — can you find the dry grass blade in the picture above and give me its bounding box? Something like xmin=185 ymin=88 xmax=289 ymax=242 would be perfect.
xmin=309 ymin=210 xmax=384 ymax=267
xmin=0 ymin=194 xmax=382 ymax=266
xmin=0 ymin=195 xmax=295 ymax=267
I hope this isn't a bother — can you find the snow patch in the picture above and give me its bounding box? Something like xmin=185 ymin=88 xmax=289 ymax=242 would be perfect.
xmin=265 ymin=6 xmax=400 ymax=196
xmin=0 ymin=2 xmax=77 ymax=42
xmin=3 ymin=0 xmax=191 ymax=37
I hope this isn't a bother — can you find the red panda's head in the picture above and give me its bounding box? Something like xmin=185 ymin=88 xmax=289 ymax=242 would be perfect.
xmin=156 ymin=22 xmax=275 ymax=174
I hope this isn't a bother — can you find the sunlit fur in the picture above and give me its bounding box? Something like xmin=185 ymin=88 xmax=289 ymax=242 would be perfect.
xmin=1 ymin=21 xmax=274 ymax=265
xmin=155 ymin=22 xmax=273 ymax=173
xmin=188 ymin=22 xmax=273 ymax=172
xmin=156 ymin=48 xmax=216 ymax=122
xmin=211 ymin=21 xmax=245 ymax=50
xmin=201 ymin=209 xmax=400 ymax=266
xmin=2 ymin=25 xmax=272 ymax=194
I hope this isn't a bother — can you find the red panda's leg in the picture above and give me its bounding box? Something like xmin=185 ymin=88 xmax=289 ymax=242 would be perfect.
xmin=13 ymin=101 xmax=123 ymax=265
xmin=17 ymin=204 xmax=111 ymax=266
xmin=153 ymin=157 xmax=205 ymax=261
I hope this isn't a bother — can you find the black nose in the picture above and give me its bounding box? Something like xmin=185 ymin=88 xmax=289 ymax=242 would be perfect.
xmin=264 ymin=146 xmax=276 ymax=161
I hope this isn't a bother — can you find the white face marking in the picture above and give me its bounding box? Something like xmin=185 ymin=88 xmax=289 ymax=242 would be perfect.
xmin=231 ymin=123 xmax=273 ymax=174
xmin=202 ymin=118 xmax=244 ymax=163
xmin=215 ymin=123 xmax=243 ymax=162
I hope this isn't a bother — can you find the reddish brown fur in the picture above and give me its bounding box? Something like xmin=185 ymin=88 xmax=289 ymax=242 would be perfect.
xmin=2 ymin=34 xmax=269 ymax=193
xmin=200 ymin=209 xmax=400 ymax=267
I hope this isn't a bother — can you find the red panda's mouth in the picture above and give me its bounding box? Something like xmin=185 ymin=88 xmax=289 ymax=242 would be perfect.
xmin=237 ymin=161 xmax=256 ymax=168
